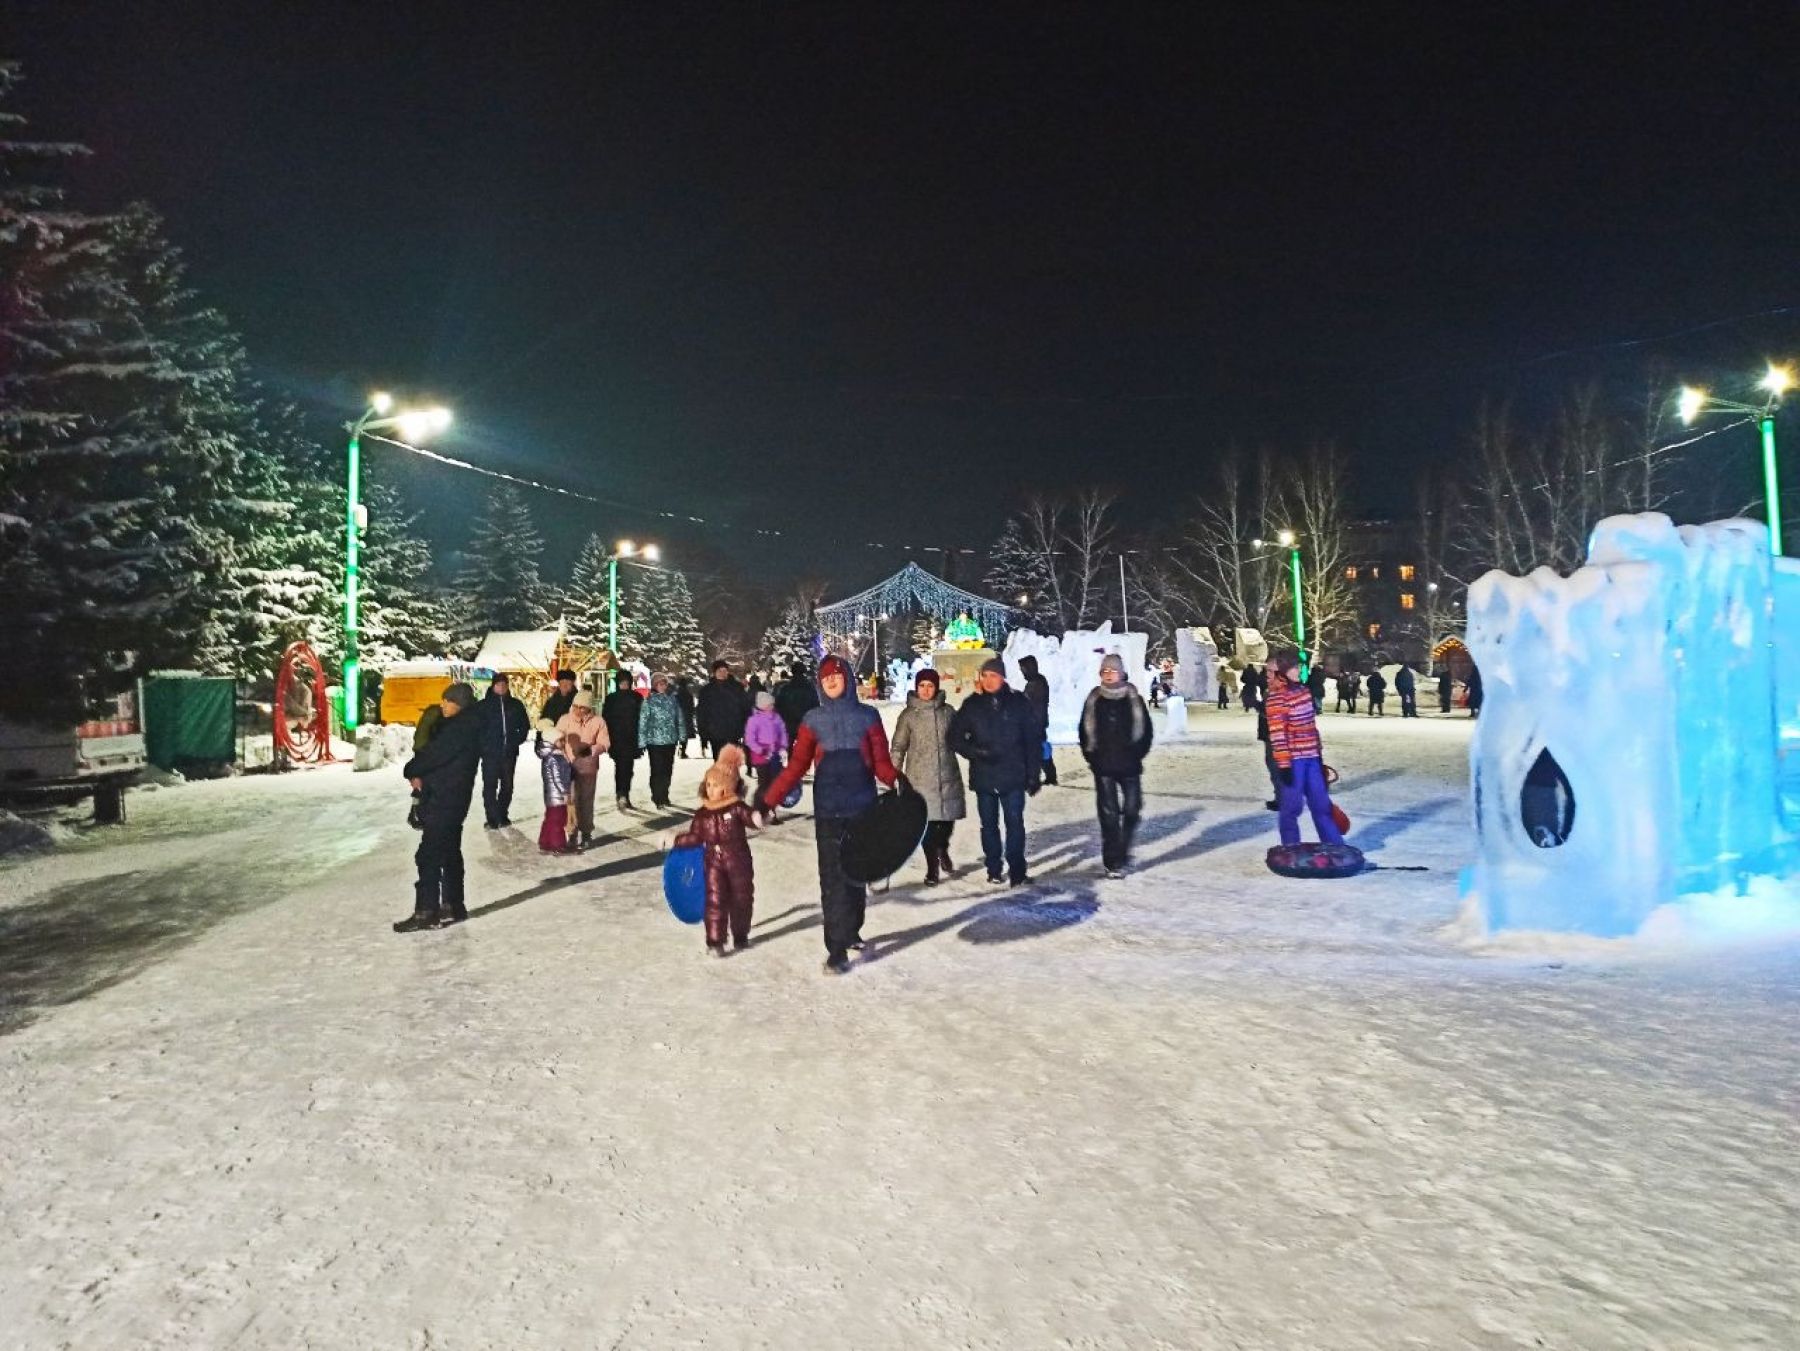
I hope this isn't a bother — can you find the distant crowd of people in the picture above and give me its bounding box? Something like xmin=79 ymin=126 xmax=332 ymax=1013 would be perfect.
xmin=391 ymin=652 xmax=1157 ymax=976
xmin=392 ymin=646 xmax=1475 ymax=972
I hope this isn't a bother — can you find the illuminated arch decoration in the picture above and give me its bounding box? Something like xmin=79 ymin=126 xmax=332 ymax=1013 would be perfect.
xmin=813 ymin=562 xmax=1022 ymax=656
xmin=274 ymin=641 xmax=336 ymax=764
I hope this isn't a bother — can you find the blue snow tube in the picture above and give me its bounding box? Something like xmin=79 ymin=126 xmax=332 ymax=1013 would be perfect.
xmin=663 ymin=844 xmax=707 ymax=923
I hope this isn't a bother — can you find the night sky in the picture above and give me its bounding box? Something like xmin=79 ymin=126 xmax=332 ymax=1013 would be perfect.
xmin=11 ymin=3 xmax=1800 ymax=588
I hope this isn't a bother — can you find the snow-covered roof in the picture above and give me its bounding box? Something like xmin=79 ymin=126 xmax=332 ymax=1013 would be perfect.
xmin=382 ymin=660 xmax=456 ymax=678
xmin=472 ymin=628 xmax=563 ymax=674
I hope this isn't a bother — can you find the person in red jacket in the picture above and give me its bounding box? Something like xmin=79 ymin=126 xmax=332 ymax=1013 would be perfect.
xmin=758 ymin=654 xmax=898 ymax=974
xmin=674 ymin=762 xmax=761 ymax=956
xmin=1266 ymin=649 xmax=1344 ymax=848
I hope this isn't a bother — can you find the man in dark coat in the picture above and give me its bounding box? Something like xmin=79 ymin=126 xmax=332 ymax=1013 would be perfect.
xmin=950 ymin=657 xmax=1042 ymax=886
xmin=1466 ymin=664 xmax=1484 ymax=718
xmin=675 ymin=676 xmax=698 ymax=757
xmin=1017 ymin=653 xmax=1057 ymax=787
xmin=1395 ymin=664 xmax=1418 ymax=718
xmin=774 ymin=665 xmax=819 ymax=744
xmin=695 ymin=660 xmax=751 ymax=757
xmin=1365 ymin=668 xmax=1388 ymax=716
xmin=539 ymin=668 xmax=578 ymax=726
xmin=476 ymin=673 xmax=530 ymax=828
xmin=397 ymin=682 xmax=482 ymax=931
xmin=1437 ymin=668 xmax=1454 ymax=714
xmin=601 ymin=670 xmax=643 ymax=810
xmin=1305 ymin=664 xmax=1328 ymax=713
xmin=1079 ymin=654 xmax=1153 ymax=877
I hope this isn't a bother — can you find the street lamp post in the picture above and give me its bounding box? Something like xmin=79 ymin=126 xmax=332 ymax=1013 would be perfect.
xmin=1278 ymin=530 xmax=1307 ymax=679
xmin=1250 ymin=531 xmax=1307 ymax=677
xmin=607 ymin=540 xmax=660 ymax=659
xmin=342 ymin=393 xmax=451 ymax=735
xmin=1678 ymin=363 xmax=1794 ymax=555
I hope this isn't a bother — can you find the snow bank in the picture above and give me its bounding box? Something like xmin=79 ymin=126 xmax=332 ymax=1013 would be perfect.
xmin=353 ymin=723 xmax=414 ymax=772
xmin=0 ymin=809 xmax=55 ymax=856
xmin=1446 ymin=874 xmax=1800 ymax=958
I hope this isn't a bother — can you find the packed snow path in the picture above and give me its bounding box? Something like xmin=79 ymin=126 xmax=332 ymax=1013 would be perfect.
xmin=1 ymin=712 xmax=1795 ymax=1349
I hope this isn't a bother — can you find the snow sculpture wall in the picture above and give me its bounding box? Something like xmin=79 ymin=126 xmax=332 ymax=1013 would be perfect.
xmin=1465 ymin=513 xmax=1791 ymax=936
xmin=1174 ymin=628 xmax=1220 ymax=703
xmin=1002 ymin=624 xmax=1149 ymax=744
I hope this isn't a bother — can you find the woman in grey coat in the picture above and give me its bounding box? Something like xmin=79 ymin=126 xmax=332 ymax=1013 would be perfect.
xmin=889 ymin=667 xmax=967 ymax=885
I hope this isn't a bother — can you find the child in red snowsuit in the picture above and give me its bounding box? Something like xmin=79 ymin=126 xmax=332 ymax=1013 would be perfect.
xmin=674 ymin=763 xmax=761 ymax=955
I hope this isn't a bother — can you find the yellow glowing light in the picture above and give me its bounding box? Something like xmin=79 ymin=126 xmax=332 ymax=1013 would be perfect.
xmin=617 ymin=540 xmax=636 ymax=557
xmin=1277 ymin=529 xmax=1296 ymax=548
xmin=1677 ymin=386 xmax=1707 ymax=425
xmin=642 ymin=544 xmax=661 ymax=562
xmin=1758 ymin=364 xmax=1795 ymax=398
xmin=370 ymin=391 xmax=394 ymax=415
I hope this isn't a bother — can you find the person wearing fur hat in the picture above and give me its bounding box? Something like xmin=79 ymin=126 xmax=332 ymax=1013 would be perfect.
xmin=889 ymin=667 xmax=965 ymax=884
xmin=743 ymin=689 xmax=791 ymax=821
xmin=950 ymin=658 xmax=1042 ymax=886
xmin=673 ymin=762 xmax=762 ymax=956
xmin=554 ymin=689 xmax=611 ymax=848
xmin=1079 ymin=654 xmax=1154 ymax=878
xmin=758 ymin=653 xmax=899 ymax=974
xmin=640 ymin=673 xmax=685 ymax=809
xmin=395 ymin=682 xmax=482 ymax=931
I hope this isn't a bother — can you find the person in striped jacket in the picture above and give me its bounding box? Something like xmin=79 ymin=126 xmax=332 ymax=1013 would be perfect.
xmin=1266 ymin=650 xmax=1345 ymax=848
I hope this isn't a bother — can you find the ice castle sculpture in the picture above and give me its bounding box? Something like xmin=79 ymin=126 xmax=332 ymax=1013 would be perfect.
xmin=1465 ymin=512 xmax=1800 ymax=936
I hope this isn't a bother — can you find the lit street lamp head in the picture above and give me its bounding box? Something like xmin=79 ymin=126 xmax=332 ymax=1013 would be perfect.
xmin=1677 ymin=386 xmax=1707 ymax=425
xmin=1758 ymin=363 xmax=1795 ymax=398
xmin=616 ymin=540 xmax=636 ymax=558
xmin=369 ymin=390 xmax=393 ymax=415
xmin=395 ymin=406 xmax=452 ymax=442
xmin=1277 ymin=529 xmax=1297 ymax=548
xmin=642 ymin=544 xmax=661 ymax=562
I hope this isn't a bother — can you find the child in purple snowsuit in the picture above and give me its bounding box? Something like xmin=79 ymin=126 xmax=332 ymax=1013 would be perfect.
xmin=744 ymin=691 xmax=790 ymax=820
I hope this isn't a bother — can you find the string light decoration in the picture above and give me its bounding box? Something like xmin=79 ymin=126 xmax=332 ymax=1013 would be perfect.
xmin=814 ymin=562 xmax=1020 ymax=656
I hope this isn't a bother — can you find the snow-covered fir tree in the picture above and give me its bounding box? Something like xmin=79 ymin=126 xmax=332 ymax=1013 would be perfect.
xmin=759 ymin=598 xmax=817 ymax=674
xmin=452 ymin=484 xmax=556 ymax=649
xmin=0 ymin=71 xmax=235 ymax=722
xmin=358 ymin=478 xmax=452 ymax=668
xmin=627 ymin=565 xmax=707 ymax=677
xmin=561 ymin=532 xmax=634 ymax=656
xmin=908 ymin=612 xmax=942 ymax=657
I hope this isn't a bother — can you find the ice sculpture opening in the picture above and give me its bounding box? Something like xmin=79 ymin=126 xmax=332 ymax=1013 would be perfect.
xmin=1520 ymin=748 xmax=1574 ymax=849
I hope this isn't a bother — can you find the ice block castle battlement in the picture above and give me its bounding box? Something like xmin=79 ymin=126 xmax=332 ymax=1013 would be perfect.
xmin=1464 ymin=512 xmax=1800 ymax=936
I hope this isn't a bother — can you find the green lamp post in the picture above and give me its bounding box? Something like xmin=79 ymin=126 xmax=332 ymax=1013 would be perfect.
xmin=1255 ymin=530 xmax=1308 ymax=678
xmin=342 ymin=393 xmax=451 ymax=735
xmin=607 ymin=540 xmax=659 ymax=659
xmin=1678 ymin=363 xmax=1794 ymax=556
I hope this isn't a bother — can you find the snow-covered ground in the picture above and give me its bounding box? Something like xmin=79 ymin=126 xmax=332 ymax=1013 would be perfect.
xmin=1 ymin=708 xmax=1795 ymax=1349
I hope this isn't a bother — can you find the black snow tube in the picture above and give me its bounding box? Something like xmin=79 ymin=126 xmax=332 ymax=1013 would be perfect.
xmin=1266 ymin=841 xmax=1366 ymax=879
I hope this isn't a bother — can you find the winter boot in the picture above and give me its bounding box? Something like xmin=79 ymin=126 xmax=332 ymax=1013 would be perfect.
xmin=393 ymin=910 xmax=440 ymax=933
xmin=823 ymin=954 xmax=852 ymax=975
xmin=707 ymin=942 xmax=727 ymax=959
xmin=936 ymin=848 xmax=954 ymax=878
xmin=924 ymin=852 xmax=941 ymax=886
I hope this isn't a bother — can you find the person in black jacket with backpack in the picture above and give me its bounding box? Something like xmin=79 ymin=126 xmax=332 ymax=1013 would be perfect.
xmin=397 ymin=682 xmax=483 ymax=931
xmin=949 ymin=658 xmax=1042 ymax=886
xmin=1078 ymin=654 xmax=1154 ymax=878
xmin=477 ymin=673 xmax=530 ymax=828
